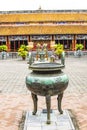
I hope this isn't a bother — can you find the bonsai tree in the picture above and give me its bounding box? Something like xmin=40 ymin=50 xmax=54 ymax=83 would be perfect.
xmin=18 ymin=45 xmax=28 ymax=60
xmin=54 ymin=43 xmax=64 ymax=58
xmin=76 ymin=43 xmax=84 ymax=50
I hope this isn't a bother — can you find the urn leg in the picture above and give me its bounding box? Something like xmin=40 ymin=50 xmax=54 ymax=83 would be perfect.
xmin=31 ymin=93 xmax=38 ymax=115
xmin=46 ymin=95 xmax=51 ymax=124
xmin=57 ymin=93 xmax=63 ymax=114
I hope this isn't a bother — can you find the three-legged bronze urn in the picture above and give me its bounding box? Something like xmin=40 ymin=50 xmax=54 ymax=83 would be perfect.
xmin=26 ymin=58 xmax=69 ymax=124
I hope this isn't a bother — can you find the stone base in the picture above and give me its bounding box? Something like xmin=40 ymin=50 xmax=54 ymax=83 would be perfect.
xmin=24 ymin=110 xmax=75 ymax=130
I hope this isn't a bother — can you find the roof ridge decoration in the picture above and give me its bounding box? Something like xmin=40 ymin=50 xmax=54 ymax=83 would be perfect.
xmin=0 ymin=10 xmax=87 ymax=14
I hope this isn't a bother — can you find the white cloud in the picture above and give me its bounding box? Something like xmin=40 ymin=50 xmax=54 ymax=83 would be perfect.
xmin=0 ymin=0 xmax=87 ymax=11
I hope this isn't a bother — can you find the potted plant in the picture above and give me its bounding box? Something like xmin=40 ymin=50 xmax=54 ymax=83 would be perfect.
xmin=76 ymin=43 xmax=84 ymax=50
xmin=0 ymin=45 xmax=8 ymax=59
xmin=18 ymin=45 xmax=28 ymax=60
xmin=75 ymin=43 xmax=84 ymax=57
xmin=54 ymin=43 xmax=64 ymax=59
xmin=0 ymin=45 xmax=8 ymax=52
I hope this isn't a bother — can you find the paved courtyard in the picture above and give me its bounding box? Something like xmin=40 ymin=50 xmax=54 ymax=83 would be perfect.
xmin=0 ymin=55 xmax=87 ymax=130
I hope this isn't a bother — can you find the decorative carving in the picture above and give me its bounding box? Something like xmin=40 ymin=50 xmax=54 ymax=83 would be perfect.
xmin=54 ymin=34 xmax=73 ymax=40
xmin=0 ymin=36 xmax=6 ymax=41
xmin=9 ymin=36 xmax=28 ymax=41
xmin=31 ymin=35 xmax=52 ymax=40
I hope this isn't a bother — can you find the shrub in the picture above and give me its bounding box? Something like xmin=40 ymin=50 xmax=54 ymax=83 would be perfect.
xmin=54 ymin=43 xmax=64 ymax=56
xmin=0 ymin=45 xmax=8 ymax=51
xmin=18 ymin=45 xmax=28 ymax=59
xmin=76 ymin=43 xmax=84 ymax=50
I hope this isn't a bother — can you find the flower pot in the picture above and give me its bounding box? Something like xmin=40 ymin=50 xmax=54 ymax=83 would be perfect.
xmin=22 ymin=57 xmax=26 ymax=60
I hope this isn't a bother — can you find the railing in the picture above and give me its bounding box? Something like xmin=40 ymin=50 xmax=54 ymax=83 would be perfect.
xmin=8 ymin=52 xmax=18 ymax=58
xmin=0 ymin=52 xmax=18 ymax=59
xmin=0 ymin=50 xmax=87 ymax=60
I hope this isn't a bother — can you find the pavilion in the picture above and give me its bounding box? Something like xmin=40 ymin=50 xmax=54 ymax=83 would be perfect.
xmin=0 ymin=9 xmax=87 ymax=51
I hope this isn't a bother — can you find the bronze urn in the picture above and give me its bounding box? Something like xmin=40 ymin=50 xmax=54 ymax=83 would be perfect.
xmin=26 ymin=52 xmax=69 ymax=124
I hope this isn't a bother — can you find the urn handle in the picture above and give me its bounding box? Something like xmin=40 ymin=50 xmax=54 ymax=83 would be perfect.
xmin=29 ymin=52 xmax=34 ymax=65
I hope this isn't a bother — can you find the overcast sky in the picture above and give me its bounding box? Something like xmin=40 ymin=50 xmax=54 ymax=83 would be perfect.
xmin=0 ymin=0 xmax=87 ymax=11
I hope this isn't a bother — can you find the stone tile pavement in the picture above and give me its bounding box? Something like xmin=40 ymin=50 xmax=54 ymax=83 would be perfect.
xmin=0 ymin=56 xmax=87 ymax=130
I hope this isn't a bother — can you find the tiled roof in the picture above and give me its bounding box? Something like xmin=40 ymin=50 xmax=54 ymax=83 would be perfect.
xmin=0 ymin=25 xmax=87 ymax=35
xmin=0 ymin=13 xmax=87 ymax=22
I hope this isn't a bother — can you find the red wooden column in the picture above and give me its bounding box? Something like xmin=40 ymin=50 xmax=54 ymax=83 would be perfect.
xmin=74 ymin=35 xmax=76 ymax=50
xmin=28 ymin=35 xmax=30 ymax=45
xmin=72 ymin=35 xmax=76 ymax=51
xmin=50 ymin=35 xmax=55 ymax=49
xmin=6 ymin=36 xmax=10 ymax=52
xmin=18 ymin=40 xmax=20 ymax=49
xmin=52 ymin=35 xmax=54 ymax=41
xmin=84 ymin=39 xmax=85 ymax=50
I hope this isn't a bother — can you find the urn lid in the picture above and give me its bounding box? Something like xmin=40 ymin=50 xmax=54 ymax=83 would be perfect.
xmin=29 ymin=62 xmax=65 ymax=72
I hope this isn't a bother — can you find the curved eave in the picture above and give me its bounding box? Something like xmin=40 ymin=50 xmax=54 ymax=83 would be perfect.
xmin=0 ymin=25 xmax=87 ymax=35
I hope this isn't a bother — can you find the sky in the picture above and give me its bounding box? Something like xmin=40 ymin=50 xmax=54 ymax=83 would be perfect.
xmin=0 ymin=0 xmax=87 ymax=11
